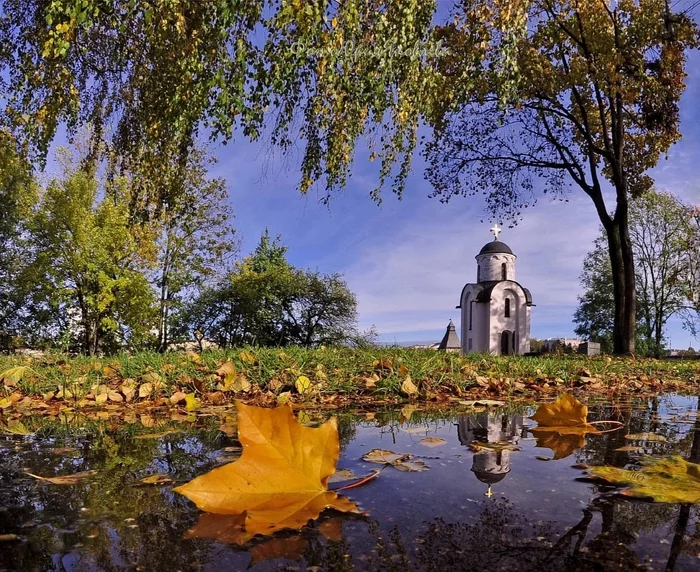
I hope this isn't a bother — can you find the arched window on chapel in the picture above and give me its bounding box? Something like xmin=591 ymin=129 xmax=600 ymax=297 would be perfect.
xmin=501 ymin=263 xmax=507 ymax=280
xmin=505 ymin=298 xmax=511 ymax=318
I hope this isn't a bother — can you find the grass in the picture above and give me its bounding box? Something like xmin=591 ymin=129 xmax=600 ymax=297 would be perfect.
xmin=1 ymin=347 xmax=700 ymax=409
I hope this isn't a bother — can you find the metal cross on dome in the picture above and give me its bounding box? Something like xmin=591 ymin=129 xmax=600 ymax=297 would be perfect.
xmin=490 ymin=223 xmax=502 ymax=241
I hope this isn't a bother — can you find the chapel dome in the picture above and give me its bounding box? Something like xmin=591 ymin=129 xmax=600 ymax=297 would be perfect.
xmin=478 ymin=240 xmax=513 ymax=256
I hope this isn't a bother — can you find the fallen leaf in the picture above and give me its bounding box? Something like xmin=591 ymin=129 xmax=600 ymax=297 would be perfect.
xmin=25 ymin=470 xmax=97 ymax=485
xmin=184 ymin=393 xmax=200 ymax=411
xmin=232 ymin=374 xmax=251 ymax=393
xmin=107 ymin=391 xmax=123 ymax=403
xmin=401 ymin=376 xmax=418 ymax=397
xmin=362 ymin=449 xmax=428 ymax=472
xmin=140 ymin=474 xmax=173 ymax=486
xmin=174 ymin=402 xmax=360 ymax=539
xmin=170 ymin=391 xmax=187 ymax=405
xmin=625 ymin=432 xmax=667 ymax=442
xmin=361 ymin=374 xmax=379 ymax=391
xmin=587 ymin=456 xmax=700 ymax=503
xmin=239 ymin=350 xmax=256 ymax=365
xmin=419 ymin=437 xmax=446 ymax=447
xmin=295 ymin=375 xmax=313 ymax=395
xmin=0 ymin=366 xmax=30 ymax=386
xmin=141 ymin=372 xmax=162 ymax=386
xmin=138 ymin=383 xmax=153 ymax=399
xmin=328 ymin=468 xmax=357 ymax=483
xmin=530 ymin=393 xmax=595 ymax=430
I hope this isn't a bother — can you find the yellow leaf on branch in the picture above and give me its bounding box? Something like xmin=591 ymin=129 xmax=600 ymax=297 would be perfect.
xmin=174 ymin=402 xmax=359 ymax=541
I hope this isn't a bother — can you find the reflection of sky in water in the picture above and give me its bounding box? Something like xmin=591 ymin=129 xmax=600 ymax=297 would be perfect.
xmin=1 ymin=395 xmax=700 ymax=571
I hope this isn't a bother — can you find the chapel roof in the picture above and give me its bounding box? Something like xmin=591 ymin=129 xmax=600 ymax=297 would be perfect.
xmin=478 ymin=240 xmax=514 ymax=256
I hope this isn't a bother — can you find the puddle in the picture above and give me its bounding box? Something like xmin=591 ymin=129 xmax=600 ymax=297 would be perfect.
xmin=2 ymin=395 xmax=700 ymax=571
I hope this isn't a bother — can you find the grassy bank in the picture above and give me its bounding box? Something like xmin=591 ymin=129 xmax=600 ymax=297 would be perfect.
xmin=2 ymin=348 xmax=700 ymax=414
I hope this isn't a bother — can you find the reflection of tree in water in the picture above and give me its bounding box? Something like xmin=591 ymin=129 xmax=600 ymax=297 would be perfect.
xmin=412 ymin=499 xmax=656 ymax=572
xmin=0 ymin=425 xmax=228 ymax=572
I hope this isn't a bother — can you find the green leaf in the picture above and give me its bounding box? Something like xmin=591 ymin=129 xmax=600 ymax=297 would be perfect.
xmin=587 ymin=456 xmax=700 ymax=503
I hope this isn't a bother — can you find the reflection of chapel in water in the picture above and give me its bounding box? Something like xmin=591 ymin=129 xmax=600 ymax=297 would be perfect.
xmin=457 ymin=412 xmax=528 ymax=497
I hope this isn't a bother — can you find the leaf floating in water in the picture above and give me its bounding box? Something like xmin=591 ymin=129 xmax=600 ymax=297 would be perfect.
xmin=624 ymin=433 xmax=667 ymax=442
xmin=530 ymin=393 xmax=597 ymax=431
xmin=587 ymin=456 xmax=700 ymax=503
xmin=328 ymin=468 xmax=357 ymax=483
xmin=174 ymin=402 xmax=359 ymax=541
xmin=362 ymin=449 xmax=428 ymax=472
xmin=419 ymin=437 xmax=446 ymax=447
xmin=615 ymin=445 xmax=644 ymax=453
xmin=140 ymin=474 xmax=173 ymax=486
xmin=529 ymin=394 xmax=602 ymax=460
xmin=25 ymin=470 xmax=97 ymax=485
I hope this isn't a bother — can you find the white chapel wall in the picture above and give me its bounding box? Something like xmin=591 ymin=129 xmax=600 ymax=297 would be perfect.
xmin=476 ymin=253 xmax=516 ymax=282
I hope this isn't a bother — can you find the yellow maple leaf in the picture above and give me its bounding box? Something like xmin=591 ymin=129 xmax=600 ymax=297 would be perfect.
xmin=174 ymin=402 xmax=359 ymax=539
xmin=529 ymin=394 xmax=599 ymax=459
xmin=530 ymin=393 xmax=598 ymax=431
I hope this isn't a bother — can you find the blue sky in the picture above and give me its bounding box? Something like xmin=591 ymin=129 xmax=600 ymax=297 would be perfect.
xmin=204 ymin=47 xmax=700 ymax=348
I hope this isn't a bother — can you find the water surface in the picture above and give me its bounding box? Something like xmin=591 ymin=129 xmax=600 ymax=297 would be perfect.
xmin=2 ymin=395 xmax=700 ymax=571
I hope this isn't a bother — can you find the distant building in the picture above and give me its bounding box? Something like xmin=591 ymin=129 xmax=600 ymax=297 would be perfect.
xmin=437 ymin=320 xmax=460 ymax=352
xmin=457 ymin=226 xmax=533 ymax=355
xmin=542 ymin=338 xmax=584 ymax=352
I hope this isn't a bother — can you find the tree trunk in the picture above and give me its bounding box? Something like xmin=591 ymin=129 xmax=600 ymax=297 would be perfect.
xmin=606 ymin=208 xmax=637 ymax=355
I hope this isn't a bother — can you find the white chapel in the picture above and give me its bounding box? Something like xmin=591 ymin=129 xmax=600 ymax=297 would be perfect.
xmin=458 ymin=225 xmax=533 ymax=355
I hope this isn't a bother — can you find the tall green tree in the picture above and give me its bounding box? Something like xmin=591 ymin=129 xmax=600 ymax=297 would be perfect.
xmin=25 ymin=167 xmax=158 ymax=354
xmin=0 ymin=132 xmax=37 ymax=350
xmin=146 ymin=147 xmax=237 ymax=352
xmin=574 ymin=190 xmax=698 ymax=356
